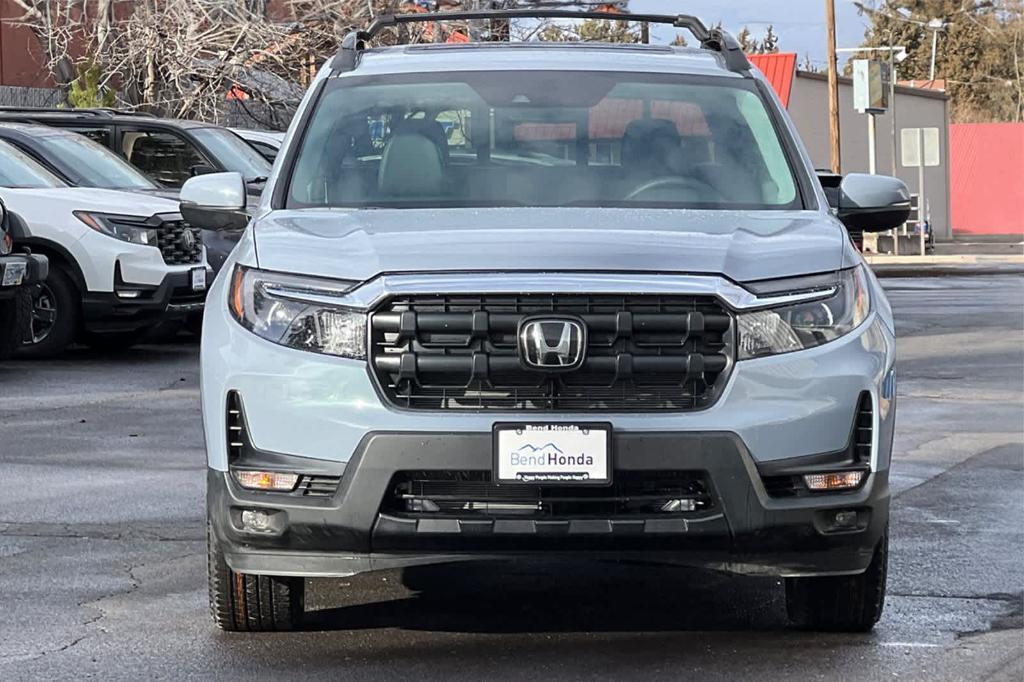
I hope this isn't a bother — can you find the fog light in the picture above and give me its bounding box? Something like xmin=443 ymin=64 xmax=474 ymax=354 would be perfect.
xmin=804 ymin=471 xmax=865 ymax=491
xmin=234 ymin=470 xmax=299 ymax=491
xmin=241 ymin=509 xmax=273 ymax=532
xmin=832 ymin=510 xmax=859 ymax=529
xmin=660 ymin=498 xmax=697 ymax=513
xmin=116 ymin=289 xmax=142 ymax=299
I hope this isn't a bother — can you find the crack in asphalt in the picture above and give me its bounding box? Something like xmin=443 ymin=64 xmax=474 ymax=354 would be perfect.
xmin=0 ymin=552 xmax=196 ymax=666
xmin=0 ymin=520 xmax=204 ymax=543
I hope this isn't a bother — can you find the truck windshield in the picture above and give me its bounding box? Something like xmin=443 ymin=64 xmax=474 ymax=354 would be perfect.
xmin=287 ymin=70 xmax=802 ymax=210
xmin=0 ymin=140 xmax=65 ymax=189
xmin=36 ymin=132 xmax=158 ymax=190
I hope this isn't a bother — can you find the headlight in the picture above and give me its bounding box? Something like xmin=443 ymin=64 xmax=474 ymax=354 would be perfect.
xmin=228 ymin=265 xmax=366 ymax=359
xmin=737 ymin=266 xmax=870 ymax=360
xmin=74 ymin=211 xmax=158 ymax=246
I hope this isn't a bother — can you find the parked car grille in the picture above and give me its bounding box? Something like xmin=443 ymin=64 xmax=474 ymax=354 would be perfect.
xmin=156 ymin=220 xmax=202 ymax=265
xmin=369 ymin=294 xmax=734 ymax=411
xmin=384 ymin=470 xmax=715 ymax=518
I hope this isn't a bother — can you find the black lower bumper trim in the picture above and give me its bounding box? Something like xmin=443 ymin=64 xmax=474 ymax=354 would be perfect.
xmin=81 ymin=265 xmax=211 ymax=333
xmin=208 ymin=430 xmax=891 ymax=578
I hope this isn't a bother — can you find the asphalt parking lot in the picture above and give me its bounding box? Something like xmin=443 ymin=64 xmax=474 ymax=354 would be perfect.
xmin=1 ymin=274 xmax=1021 ymax=681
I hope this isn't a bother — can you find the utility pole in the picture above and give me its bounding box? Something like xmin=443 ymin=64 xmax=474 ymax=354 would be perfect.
xmin=825 ymin=0 xmax=841 ymax=173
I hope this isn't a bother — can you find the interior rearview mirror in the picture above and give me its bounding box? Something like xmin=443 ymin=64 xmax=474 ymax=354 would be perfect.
xmin=828 ymin=173 xmax=912 ymax=233
xmin=179 ymin=172 xmax=248 ymax=232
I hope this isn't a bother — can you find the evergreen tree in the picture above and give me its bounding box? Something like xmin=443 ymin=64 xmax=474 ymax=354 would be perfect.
xmin=856 ymin=0 xmax=1023 ymax=122
xmin=66 ymin=58 xmax=117 ymax=109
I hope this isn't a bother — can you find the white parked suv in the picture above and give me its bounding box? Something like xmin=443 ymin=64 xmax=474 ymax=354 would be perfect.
xmin=0 ymin=139 xmax=210 ymax=356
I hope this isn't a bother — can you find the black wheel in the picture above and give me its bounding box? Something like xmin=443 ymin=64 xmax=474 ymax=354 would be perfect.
xmin=18 ymin=267 xmax=79 ymax=358
xmin=80 ymin=329 xmax=147 ymax=352
xmin=0 ymin=288 xmax=32 ymax=360
xmin=785 ymin=530 xmax=888 ymax=632
xmin=207 ymin=521 xmax=304 ymax=632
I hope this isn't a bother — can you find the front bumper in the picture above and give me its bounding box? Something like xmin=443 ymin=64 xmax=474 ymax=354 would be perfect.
xmin=201 ymin=261 xmax=897 ymax=580
xmin=81 ymin=266 xmax=211 ymax=333
xmin=208 ymin=430 xmax=890 ymax=578
xmin=0 ymin=252 xmax=48 ymax=298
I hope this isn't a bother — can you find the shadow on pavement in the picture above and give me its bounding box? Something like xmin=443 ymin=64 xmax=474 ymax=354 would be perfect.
xmin=303 ymin=561 xmax=793 ymax=634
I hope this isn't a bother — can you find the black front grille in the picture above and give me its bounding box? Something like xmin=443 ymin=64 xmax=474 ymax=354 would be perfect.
xmin=370 ymin=294 xmax=733 ymax=411
xmin=384 ymin=470 xmax=715 ymax=518
xmin=156 ymin=219 xmax=202 ymax=265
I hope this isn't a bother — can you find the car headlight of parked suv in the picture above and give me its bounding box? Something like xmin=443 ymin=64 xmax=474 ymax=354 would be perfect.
xmin=228 ymin=265 xmax=365 ymax=359
xmin=74 ymin=211 xmax=158 ymax=246
xmin=737 ymin=266 xmax=870 ymax=360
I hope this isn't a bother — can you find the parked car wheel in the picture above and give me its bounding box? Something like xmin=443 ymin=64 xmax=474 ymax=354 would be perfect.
xmin=18 ymin=267 xmax=79 ymax=358
xmin=207 ymin=521 xmax=304 ymax=632
xmin=785 ymin=529 xmax=888 ymax=632
xmin=0 ymin=288 xmax=32 ymax=360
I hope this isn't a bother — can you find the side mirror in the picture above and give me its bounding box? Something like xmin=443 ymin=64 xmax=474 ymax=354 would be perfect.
xmin=180 ymin=172 xmax=248 ymax=231
xmin=835 ymin=173 xmax=911 ymax=233
xmin=190 ymin=163 xmax=217 ymax=177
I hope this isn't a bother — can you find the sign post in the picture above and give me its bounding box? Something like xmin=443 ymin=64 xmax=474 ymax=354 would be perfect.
xmin=853 ymin=59 xmax=890 ymax=248
xmin=901 ymin=127 xmax=940 ymax=255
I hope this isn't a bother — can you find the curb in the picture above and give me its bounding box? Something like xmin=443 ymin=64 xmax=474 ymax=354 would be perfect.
xmin=870 ymin=264 xmax=1024 ymax=278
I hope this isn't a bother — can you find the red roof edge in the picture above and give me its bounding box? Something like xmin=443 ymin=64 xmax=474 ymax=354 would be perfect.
xmin=747 ymin=53 xmax=798 ymax=109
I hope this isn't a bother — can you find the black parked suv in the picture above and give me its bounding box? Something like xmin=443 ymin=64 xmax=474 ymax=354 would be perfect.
xmin=0 ymin=199 xmax=47 ymax=359
xmin=0 ymin=108 xmax=271 ymax=195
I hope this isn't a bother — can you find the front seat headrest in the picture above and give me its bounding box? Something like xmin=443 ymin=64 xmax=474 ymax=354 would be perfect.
xmin=378 ymin=132 xmax=445 ymax=198
xmin=391 ymin=118 xmax=450 ymax=165
xmin=622 ymin=118 xmax=681 ymax=169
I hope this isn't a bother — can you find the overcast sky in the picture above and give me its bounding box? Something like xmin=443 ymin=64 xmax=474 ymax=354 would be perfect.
xmin=631 ymin=0 xmax=870 ymax=69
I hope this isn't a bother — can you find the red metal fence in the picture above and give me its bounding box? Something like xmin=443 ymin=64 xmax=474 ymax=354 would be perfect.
xmin=949 ymin=123 xmax=1024 ymax=235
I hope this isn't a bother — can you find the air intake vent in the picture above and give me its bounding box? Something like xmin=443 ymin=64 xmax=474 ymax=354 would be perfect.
xmin=854 ymin=392 xmax=873 ymax=463
xmin=226 ymin=391 xmax=246 ymax=463
xmin=300 ymin=475 xmax=342 ymax=498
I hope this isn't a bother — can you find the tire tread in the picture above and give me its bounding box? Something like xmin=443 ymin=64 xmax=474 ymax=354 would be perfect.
xmin=207 ymin=521 xmax=304 ymax=632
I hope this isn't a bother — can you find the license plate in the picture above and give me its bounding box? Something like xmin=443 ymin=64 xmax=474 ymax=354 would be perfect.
xmin=190 ymin=267 xmax=207 ymax=292
xmin=1 ymin=262 xmax=26 ymax=287
xmin=493 ymin=423 xmax=612 ymax=485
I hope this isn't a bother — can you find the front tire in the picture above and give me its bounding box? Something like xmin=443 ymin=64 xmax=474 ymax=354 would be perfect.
xmin=0 ymin=288 xmax=32 ymax=360
xmin=18 ymin=267 xmax=79 ymax=358
xmin=785 ymin=529 xmax=888 ymax=632
xmin=207 ymin=521 xmax=304 ymax=632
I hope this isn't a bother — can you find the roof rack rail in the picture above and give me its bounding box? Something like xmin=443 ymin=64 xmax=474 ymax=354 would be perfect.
xmin=0 ymin=106 xmax=156 ymax=118
xmin=330 ymin=9 xmax=751 ymax=74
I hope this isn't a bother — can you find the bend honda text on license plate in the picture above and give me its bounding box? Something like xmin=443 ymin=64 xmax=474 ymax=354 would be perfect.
xmin=493 ymin=423 xmax=612 ymax=485
xmin=191 ymin=267 xmax=207 ymax=292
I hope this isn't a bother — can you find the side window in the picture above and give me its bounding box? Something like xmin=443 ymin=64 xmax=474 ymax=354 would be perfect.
xmin=120 ymin=130 xmax=210 ymax=187
xmin=65 ymin=127 xmax=111 ymax=147
xmin=250 ymin=141 xmax=278 ymax=163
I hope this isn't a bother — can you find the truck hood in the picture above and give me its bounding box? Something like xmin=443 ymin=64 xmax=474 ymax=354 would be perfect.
xmin=0 ymin=187 xmax=180 ymax=220
xmin=252 ymin=207 xmax=848 ymax=284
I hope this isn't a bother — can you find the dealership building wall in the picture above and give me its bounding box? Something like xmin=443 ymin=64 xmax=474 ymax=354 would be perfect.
xmin=786 ymin=71 xmax=952 ymax=241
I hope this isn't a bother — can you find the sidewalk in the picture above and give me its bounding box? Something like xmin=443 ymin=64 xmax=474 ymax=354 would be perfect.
xmin=865 ymin=253 xmax=1024 ymax=278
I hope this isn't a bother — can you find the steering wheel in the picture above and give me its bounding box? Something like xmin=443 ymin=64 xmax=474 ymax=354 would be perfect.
xmin=624 ymin=176 xmax=722 ymax=202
